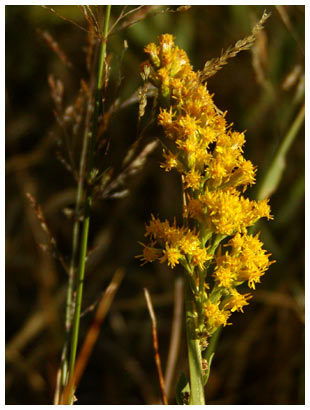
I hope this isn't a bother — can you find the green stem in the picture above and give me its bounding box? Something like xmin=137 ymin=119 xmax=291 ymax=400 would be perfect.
xmin=68 ymin=199 xmax=90 ymax=378
xmin=66 ymin=5 xmax=111 ymax=402
xmin=59 ymin=85 xmax=94 ymax=392
xmin=185 ymin=278 xmax=205 ymax=405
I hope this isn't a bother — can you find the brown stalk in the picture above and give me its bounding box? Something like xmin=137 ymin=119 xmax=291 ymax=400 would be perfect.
xmin=61 ymin=268 xmax=125 ymax=404
xmin=6 ymin=287 xmax=66 ymax=361
xmin=37 ymin=29 xmax=73 ymax=68
xmin=164 ymin=277 xmax=184 ymax=400
xmin=25 ymin=192 xmax=68 ymax=273
xmin=42 ymin=6 xmax=91 ymax=35
xmin=143 ymin=288 xmax=168 ymax=405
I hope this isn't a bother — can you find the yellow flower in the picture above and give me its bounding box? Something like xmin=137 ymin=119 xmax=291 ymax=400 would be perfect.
xmin=178 ymin=230 xmax=200 ymax=254
xmin=191 ymin=246 xmax=212 ymax=271
xmin=160 ymin=150 xmax=179 ymax=172
xmin=144 ymin=42 xmax=160 ymax=67
xmin=187 ymin=196 xmax=205 ymax=222
xmin=208 ymin=160 xmax=227 ymax=184
xmin=223 ymin=289 xmax=252 ymax=312
xmin=160 ymin=243 xmax=182 ymax=268
xmin=204 ymin=300 xmax=231 ymax=334
xmin=159 ymin=34 xmax=174 ymax=61
xmin=200 ymin=188 xmax=272 ymax=235
xmin=215 ymin=233 xmax=275 ymax=289
xmin=176 ymin=134 xmax=198 ymax=154
xmin=255 ymin=199 xmax=273 ymax=220
xmin=192 ymin=147 xmax=212 ymax=170
xmin=176 ymin=114 xmax=198 ymax=138
xmin=157 ymin=67 xmax=171 ymax=98
xmin=213 ymin=254 xmax=238 ymax=288
xmin=145 ymin=214 xmax=169 ymax=240
xmin=136 ymin=242 xmax=161 ymax=265
xmin=238 ymin=159 xmax=256 ymax=186
xmin=183 ymin=169 xmax=202 ymax=190
xmin=158 ymin=107 xmax=175 ymax=135
xmin=139 ymin=34 xmax=275 ymax=333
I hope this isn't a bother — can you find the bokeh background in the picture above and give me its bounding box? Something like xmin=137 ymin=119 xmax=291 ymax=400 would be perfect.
xmin=5 ymin=5 xmax=305 ymax=405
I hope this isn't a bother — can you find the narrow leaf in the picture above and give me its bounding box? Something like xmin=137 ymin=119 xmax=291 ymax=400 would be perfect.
xmin=257 ymin=104 xmax=304 ymax=200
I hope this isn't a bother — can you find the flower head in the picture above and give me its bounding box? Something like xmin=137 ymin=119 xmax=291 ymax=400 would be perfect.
xmin=223 ymin=289 xmax=252 ymax=312
xmin=138 ymin=34 xmax=274 ymax=339
xmin=204 ymin=300 xmax=231 ymax=334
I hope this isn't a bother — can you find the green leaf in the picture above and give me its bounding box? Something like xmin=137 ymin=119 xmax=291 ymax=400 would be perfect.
xmin=176 ymin=372 xmax=190 ymax=405
xmin=257 ymin=104 xmax=304 ymax=200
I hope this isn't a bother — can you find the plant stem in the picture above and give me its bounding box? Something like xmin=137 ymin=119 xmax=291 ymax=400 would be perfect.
xmin=66 ymin=5 xmax=111 ymax=402
xmin=59 ymin=89 xmax=93 ymax=393
xmin=181 ymin=175 xmax=205 ymax=404
xmin=185 ymin=278 xmax=205 ymax=405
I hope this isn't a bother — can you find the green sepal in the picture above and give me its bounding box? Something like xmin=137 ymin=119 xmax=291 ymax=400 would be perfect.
xmin=203 ymin=352 xmax=215 ymax=386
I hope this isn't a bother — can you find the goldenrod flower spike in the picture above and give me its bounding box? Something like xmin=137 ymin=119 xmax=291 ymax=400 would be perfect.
xmin=138 ymin=34 xmax=274 ymax=405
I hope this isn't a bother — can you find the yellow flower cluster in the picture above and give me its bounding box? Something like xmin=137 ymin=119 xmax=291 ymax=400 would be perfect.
xmin=204 ymin=300 xmax=231 ymax=333
xmin=138 ymin=34 xmax=274 ymax=337
xmin=188 ymin=188 xmax=272 ymax=236
xmin=214 ymin=232 xmax=273 ymax=289
xmin=137 ymin=214 xmax=212 ymax=270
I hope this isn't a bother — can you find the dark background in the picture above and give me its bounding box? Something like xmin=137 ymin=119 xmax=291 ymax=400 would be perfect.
xmin=5 ymin=5 xmax=305 ymax=405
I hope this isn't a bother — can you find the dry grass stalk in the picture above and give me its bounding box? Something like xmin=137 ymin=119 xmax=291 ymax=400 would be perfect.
xmin=94 ymin=140 xmax=158 ymax=199
xmin=164 ymin=277 xmax=184 ymax=400
xmin=199 ymin=10 xmax=271 ymax=81
xmin=25 ymin=192 xmax=68 ymax=273
xmin=42 ymin=6 xmax=90 ymax=35
xmin=37 ymin=29 xmax=72 ymax=68
xmin=144 ymin=288 xmax=168 ymax=405
xmin=61 ymin=268 xmax=125 ymax=404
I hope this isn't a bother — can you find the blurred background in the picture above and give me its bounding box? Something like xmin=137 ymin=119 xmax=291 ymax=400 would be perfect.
xmin=5 ymin=5 xmax=305 ymax=405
